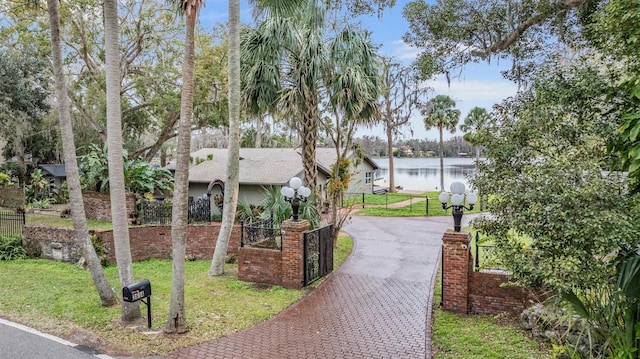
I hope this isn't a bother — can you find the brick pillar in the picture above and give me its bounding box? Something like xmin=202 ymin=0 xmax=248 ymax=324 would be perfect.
xmin=442 ymin=231 xmax=472 ymax=314
xmin=281 ymin=219 xmax=310 ymax=289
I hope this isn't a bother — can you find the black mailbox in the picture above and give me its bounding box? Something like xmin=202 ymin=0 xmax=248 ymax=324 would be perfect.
xmin=122 ymin=279 xmax=151 ymax=302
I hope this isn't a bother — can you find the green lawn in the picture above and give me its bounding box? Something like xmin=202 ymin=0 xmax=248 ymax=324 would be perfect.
xmin=432 ymin=272 xmax=550 ymax=358
xmin=0 ymin=207 xmax=114 ymax=231
xmin=357 ymin=191 xmax=484 ymax=217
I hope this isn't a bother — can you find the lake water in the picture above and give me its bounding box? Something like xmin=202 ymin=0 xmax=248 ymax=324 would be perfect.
xmin=371 ymin=157 xmax=477 ymax=192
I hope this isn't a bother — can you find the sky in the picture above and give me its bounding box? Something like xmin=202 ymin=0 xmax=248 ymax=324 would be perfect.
xmin=198 ymin=0 xmax=519 ymax=141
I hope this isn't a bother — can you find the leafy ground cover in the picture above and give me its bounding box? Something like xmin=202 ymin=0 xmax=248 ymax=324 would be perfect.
xmin=0 ymin=236 xmax=353 ymax=357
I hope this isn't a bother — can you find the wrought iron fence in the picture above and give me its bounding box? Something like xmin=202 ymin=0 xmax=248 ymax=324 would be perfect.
xmin=137 ymin=196 xmax=211 ymax=225
xmin=0 ymin=211 xmax=25 ymax=238
xmin=473 ymin=232 xmax=503 ymax=271
xmin=188 ymin=196 xmax=211 ymax=224
xmin=241 ymin=215 xmax=282 ymax=250
xmin=137 ymin=199 xmax=172 ymax=225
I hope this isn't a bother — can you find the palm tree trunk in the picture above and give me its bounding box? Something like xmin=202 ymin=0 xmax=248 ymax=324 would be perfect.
xmin=104 ymin=0 xmax=141 ymax=323
xmin=439 ymin=126 xmax=445 ymax=191
xmin=255 ymin=114 xmax=263 ymax=148
xmin=47 ymin=0 xmax=117 ymax=307
xmin=165 ymin=6 xmax=200 ymax=334
xmin=386 ymin=124 xmax=395 ymax=193
xmin=302 ymin=102 xmax=319 ymax=193
xmin=209 ymin=0 xmax=241 ymax=277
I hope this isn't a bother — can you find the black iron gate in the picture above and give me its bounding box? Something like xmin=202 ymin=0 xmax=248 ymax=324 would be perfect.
xmin=303 ymin=224 xmax=334 ymax=286
xmin=0 ymin=211 xmax=25 ymax=238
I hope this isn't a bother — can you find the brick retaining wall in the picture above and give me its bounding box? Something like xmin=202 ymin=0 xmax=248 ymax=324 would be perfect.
xmin=23 ymin=223 xmax=241 ymax=264
xmin=469 ymin=271 xmax=536 ymax=316
xmin=0 ymin=188 xmax=25 ymax=208
xmin=442 ymin=231 xmax=539 ymax=315
xmin=82 ymin=191 xmax=135 ymax=221
xmin=238 ymin=247 xmax=282 ymax=285
xmin=23 ymin=226 xmax=82 ymax=262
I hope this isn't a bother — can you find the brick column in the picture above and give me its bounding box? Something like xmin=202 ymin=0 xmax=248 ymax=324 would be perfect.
xmin=280 ymin=219 xmax=310 ymax=289
xmin=442 ymin=231 xmax=472 ymax=314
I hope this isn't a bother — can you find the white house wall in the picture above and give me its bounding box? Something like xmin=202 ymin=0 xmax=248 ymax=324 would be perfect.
xmin=347 ymin=159 xmax=376 ymax=195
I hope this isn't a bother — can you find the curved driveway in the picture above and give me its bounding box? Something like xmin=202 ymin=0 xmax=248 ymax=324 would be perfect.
xmin=168 ymin=215 xmax=471 ymax=359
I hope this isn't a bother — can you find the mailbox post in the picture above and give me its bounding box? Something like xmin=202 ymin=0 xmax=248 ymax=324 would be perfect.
xmin=122 ymin=279 xmax=152 ymax=328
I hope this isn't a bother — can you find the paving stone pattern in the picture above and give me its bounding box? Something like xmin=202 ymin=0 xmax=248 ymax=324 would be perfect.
xmin=168 ymin=216 xmax=463 ymax=359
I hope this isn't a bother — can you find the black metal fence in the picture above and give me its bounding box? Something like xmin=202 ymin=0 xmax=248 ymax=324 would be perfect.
xmin=0 ymin=211 xmax=25 ymax=238
xmin=137 ymin=200 xmax=172 ymax=225
xmin=303 ymin=224 xmax=334 ymax=286
xmin=342 ymin=192 xmax=431 ymax=215
xmin=240 ymin=215 xmax=282 ymax=250
xmin=473 ymin=233 xmax=503 ymax=271
xmin=188 ymin=196 xmax=211 ymax=223
xmin=137 ymin=196 xmax=211 ymax=225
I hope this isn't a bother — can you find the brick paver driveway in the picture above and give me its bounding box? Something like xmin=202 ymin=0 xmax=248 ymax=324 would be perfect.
xmin=168 ymin=215 xmax=463 ymax=359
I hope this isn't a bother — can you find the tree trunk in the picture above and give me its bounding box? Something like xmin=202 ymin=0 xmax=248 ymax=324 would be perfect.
xmin=104 ymin=0 xmax=141 ymax=323
xmin=255 ymin=114 xmax=263 ymax=148
xmin=209 ymin=0 xmax=241 ymax=277
xmin=386 ymin=124 xmax=395 ymax=193
xmin=302 ymin=100 xmax=319 ymax=194
xmin=439 ymin=126 xmax=445 ymax=191
xmin=165 ymin=6 xmax=200 ymax=334
xmin=47 ymin=0 xmax=118 ymax=307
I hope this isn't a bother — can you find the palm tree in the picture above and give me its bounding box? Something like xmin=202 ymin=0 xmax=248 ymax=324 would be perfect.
xmin=239 ymin=0 xmax=327 ymax=195
xmin=422 ymin=94 xmax=460 ymax=191
xmin=104 ymin=0 xmax=141 ymax=323
xmin=46 ymin=0 xmax=117 ymax=307
xmin=209 ymin=0 xmax=240 ymax=277
xmin=461 ymin=106 xmax=493 ymax=161
xmin=165 ymin=0 xmax=205 ymax=334
xmin=324 ymin=26 xmax=381 ymax=236
xmin=241 ymin=0 xmax=379 ymax=196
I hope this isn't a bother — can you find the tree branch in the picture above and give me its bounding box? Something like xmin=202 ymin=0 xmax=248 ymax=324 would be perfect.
xmin=472 ymin=0 xmax=588 ymax=59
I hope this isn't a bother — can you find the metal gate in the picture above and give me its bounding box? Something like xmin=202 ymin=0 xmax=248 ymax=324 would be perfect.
xmin=0 ymin=211 xmax=25 ymax=238
xmin=303 ymin=224 xmax=334 ymax=286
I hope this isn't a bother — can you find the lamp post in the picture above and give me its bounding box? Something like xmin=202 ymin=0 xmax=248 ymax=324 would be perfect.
xmin=281 ymin=177 xmax=311 ymax=221
xmin=438 ymin=181 xmax=477 ymax=232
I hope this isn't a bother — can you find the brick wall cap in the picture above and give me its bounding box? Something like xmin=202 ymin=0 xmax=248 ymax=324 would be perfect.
xmin=281 ymin=219 xmax=310 ymax=231
xmin=442 ymin=232 xmax=471 ymax=244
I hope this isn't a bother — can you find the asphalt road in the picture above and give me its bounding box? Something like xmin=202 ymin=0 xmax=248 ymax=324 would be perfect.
xmin=0 ymin=318 xmax=112 ymax=359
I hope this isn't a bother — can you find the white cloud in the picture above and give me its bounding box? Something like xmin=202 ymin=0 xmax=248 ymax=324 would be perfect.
xmin=356 ymin=76 xmax=518 ymax=141
xmin=429 ymin=77 xmax=518 ymax=114
xmin=384 ymin=40 xmax=420 ymax=61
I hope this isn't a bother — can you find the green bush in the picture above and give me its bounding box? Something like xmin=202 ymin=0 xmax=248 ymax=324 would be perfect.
xmin=0 ymin=236 xmax=26 ymax=260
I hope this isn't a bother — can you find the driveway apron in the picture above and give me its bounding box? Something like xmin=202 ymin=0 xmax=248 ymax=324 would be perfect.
xmin=168 ymin=215 xmax=462 ymax=359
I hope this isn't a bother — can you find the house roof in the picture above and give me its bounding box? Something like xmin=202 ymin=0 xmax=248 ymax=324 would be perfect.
xmin=184 ymin=148 xmax=379 ymax=185
xmin=39 ymin=164 xmax=66 ymax=178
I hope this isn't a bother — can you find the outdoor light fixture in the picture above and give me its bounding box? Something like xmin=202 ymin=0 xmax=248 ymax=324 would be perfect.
xmin=438 ymin=181 xmax=477 ymax=232
xmin=281 ymin=177 xmax=311 ymax=221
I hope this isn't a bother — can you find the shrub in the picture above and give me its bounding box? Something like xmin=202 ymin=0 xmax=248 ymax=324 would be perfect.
xmin=0 ymin=236 xmax=26 ymax=260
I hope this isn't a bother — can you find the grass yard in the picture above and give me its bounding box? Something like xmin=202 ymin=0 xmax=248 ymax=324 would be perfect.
xmin=356 ymin=191 xmax=484 ymax=217
xmin=26 ymin=215 xmax=114 ymax=231
xmin=1 ymin=206 xmax=113 ymax=231
xmin=432 ymin=273 xmax=551 ymax=358
xmin=0 ymin=236 xmax=354 ymax=357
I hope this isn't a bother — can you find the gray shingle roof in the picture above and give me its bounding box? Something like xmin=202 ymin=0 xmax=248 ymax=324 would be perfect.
xmin=186 ymin=147 xmax=378 ymax=185
xmin=39 ymin=164 xmax=66 ymax=178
